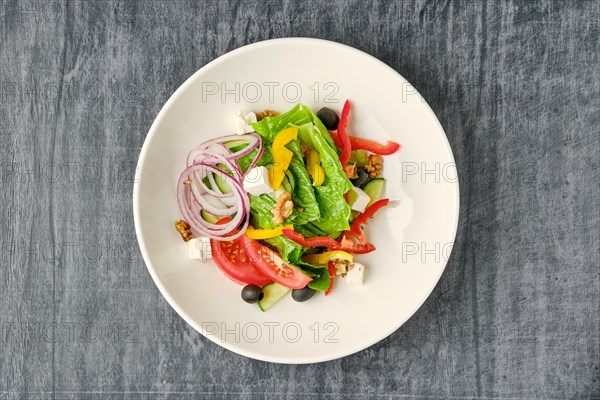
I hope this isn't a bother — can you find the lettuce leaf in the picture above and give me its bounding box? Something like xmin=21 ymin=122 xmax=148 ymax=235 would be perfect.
xmin=248 ymin=138 xmax=320 ymax=229
xmin=250 ymin=192 xmax=315 ymax=229
xmin=246 ymin=103 xmax=352 ymax=292
xmin=250 ymin=104 xmax=313 ymax=142
xmin=236 ymin=146 xmax=273 ymax=173
xmin=251 ymin=104 xmax=352 ymax=236
xmin=284 ymin=139 xmax=321 ymax=224
xmin=306 ymin=122 xmax=352 ymax=234
xmin=264 ymin=235 xmax=331 ymax=292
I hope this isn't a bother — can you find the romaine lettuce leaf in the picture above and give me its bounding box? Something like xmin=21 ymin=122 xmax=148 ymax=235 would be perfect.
xmin=248 ymin=138 xmax=320 ymax=228
xmin=264 ymin=234 xmax=304 ymax=266
xmin=249 ymin=192 xmax=314 ymax=229
xmin=284 ymin=139 xmax=320 ymax=224
xmin=250 ymin=104 xmax=313 ymax=142
xmin=306 ymin=122 xmax=352 ymax=233
xmin=250 ymin=104 xmax=344 ymax=291
xmin=264 ymin=234 xmax=330 ymax=292
xmin=236 ymin=146 xmax=273 ymax=173
xmin=251 ymin=104 xmax=352 ymax=236
xmin=252 ymin=104 xmax=337 ymax=149
xmin=248 ymin=193 xmax=277 ymax=229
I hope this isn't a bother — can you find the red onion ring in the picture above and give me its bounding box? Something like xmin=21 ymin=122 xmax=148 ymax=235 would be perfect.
xmin=199 ymin=133 xmax=260 ymax=159
xmin=188 ymin=148 xmax=243 ymax=180
xmin=177 ymin=163 xmax=249 ymax=240
xmin=187 ymin=133 xmax=260 ymax=166
xmin=189 ymin=181 xmax=237 ymax=216
xmin=177 ymin=133 xmax=263 ymax=240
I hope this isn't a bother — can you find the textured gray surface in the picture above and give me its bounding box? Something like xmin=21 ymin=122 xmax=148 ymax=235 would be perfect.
xmin=0 ymin=0 xmax=599 ymax=399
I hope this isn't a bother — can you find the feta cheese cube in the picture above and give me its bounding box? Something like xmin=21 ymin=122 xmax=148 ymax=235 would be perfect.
xmin=243 ymin=166 xmax=273 ymax=196
xmin=233 ymin=111 xmax=257 ymax=135
xmin=347 ymin=186 xmax=371 ymax=212
xmin=346 ymin=262 xmax=365 ymax=286
xmin=188 ymin=237 xmax=212 ymax=261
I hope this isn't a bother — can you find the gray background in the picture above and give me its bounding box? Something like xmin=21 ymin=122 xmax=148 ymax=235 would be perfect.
xmin=1 ymin=1 xmax=598 ymax=399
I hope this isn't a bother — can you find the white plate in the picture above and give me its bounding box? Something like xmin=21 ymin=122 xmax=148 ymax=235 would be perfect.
xmin=133 ymin=38 xmax=459 ymax=363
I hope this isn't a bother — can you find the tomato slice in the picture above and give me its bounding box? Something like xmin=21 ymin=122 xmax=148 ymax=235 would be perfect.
xmin=210 ymin=238 xmax=272 ymax=286
xmin=241 ymin=236 xmax=311 ymax=289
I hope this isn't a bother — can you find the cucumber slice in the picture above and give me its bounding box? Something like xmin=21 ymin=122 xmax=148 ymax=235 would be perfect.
xmin=200 ymin=209 xmax=220 ymax=224
xmin=258 ymin=282 xmax=291 ymax=311
xmin=213 ymin=174 xmax=232 ymax=194
xmin=214 ymin=163 xmax=233 ymax=194
xmin=224 ymin=139 xmax=249 ymax=149
xmin=362 ymin=178 xmax=386 ymax=207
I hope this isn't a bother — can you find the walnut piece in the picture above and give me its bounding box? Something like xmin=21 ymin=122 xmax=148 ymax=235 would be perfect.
xmin=365 ymin=154 xmax=383 ymax=178
xmin=333 ymin=260 xmax=353 ymax=277
xmin=256 ymin=109 xmax=279 ymax=121
xmin=175 ymin=220 xmax=193 ymax=242
xmin=271 ymin=192 xmax=293 ymax=224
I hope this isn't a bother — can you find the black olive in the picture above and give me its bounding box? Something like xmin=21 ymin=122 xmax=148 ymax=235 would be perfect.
xmin=351 ymin=168 xmax=371 ymax=188
xmin=292 ymin=286 xmax=316 ymax=302
xmin=241 ymin=285 xmax=264 ymax=304
xmin=316 ymin=107 xmax=340 ymax=130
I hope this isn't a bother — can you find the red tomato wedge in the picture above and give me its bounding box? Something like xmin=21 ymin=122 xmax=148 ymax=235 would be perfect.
xmin=210 ymin=238 xmax=272 ymax=286
xmin=240 ymin=235 xmax=311 ymax=289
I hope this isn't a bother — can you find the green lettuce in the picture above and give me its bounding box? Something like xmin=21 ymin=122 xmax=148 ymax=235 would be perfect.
xmin=245 ymin=103 xmax=354 ymax=292
xmin=251 ymin=104 xmax=352 ymax=236
xmin=305 ymin=122 xmax=352 ymax=234
xmin=248 ymin=138 xmax=320 ymax=228
xmin=250 ymin=104 xmax=313 ymax=142
xmin=264 ymin=235 xmax=330 ymax=292
xmin=236 ymin=146 xmax=273 ymax=173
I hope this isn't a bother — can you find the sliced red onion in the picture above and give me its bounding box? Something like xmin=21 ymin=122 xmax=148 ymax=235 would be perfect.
xmin=189 ymin=182 xmax=236 ymax=216
xmin=177 ymin=163 xmax=249 ymax=240
xmin=192 ymin=166 xmax=240 ymax=209
xmin=197 ymin=174 xmax=233 ymax=199
xmin=200 ymin=133 xmax=260 ymax=159
xmin=177 ymin=133 xmax=263 ymax=240
xmin=187 ymin=134 xmax=259 ymax=164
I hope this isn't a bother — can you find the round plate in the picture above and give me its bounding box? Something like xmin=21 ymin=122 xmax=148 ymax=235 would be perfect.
xmin=133 ymin=38 xmax=459 ymax=363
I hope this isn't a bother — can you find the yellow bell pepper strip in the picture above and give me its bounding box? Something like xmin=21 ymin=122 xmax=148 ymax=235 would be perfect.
xmin=306 ymin=149 xmax=325 ymax=186
xmin=245 ymin=225 xmax=294 ymax=240
xmin=270 ymin=127 xmax=298 ymax=190
xmin=302 ymin=250 xmax=353 ymax=265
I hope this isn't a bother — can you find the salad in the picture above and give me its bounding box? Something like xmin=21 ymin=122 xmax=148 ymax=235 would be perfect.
xmin=175 ymin=101 xmax=401 ymax=311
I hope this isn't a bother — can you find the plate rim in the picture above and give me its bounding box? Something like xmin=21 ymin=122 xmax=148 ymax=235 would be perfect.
xmin=132 ymin=37 xmax=460 ymax=364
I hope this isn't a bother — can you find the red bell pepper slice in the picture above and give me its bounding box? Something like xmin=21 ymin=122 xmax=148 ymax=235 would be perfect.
xmin=282 ymin=196 xmax=388 ymax=256
xmin=282 ymin=229 xmax=340 ymax=249
xmin=349 ymin=199 xmax=390 ymax=241
xmin=282 ymin=229 xmax=373 ymax=253
xmin=337 ymin=100 xmax=353 ymax=178
xmin=325 ymin=261 xmax=336 ymax=295
xmin=336 ymin=232 xmax=376 ymax=254
xmin=329 ymin=130 xmax=401 ymax=156
xmin=329 ymin=130 xmax=342 ymax=148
